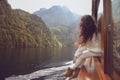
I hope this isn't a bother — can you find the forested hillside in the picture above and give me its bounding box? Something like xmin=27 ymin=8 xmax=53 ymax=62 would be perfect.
xmin=0 ymin=0 xmax=62 ymax=48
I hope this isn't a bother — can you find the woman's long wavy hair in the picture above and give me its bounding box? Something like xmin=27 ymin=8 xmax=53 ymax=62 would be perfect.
xmin=78 ymin=15 xmax=97 ymax=45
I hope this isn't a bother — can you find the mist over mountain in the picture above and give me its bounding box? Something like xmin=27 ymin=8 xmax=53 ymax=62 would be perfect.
xmin=34 ymin=6 xmax=80 ymax=27
xmin=0 ymin=0 xmax=62 ymax=48
xmin=34 ymin=6 xmax=81 ymax=47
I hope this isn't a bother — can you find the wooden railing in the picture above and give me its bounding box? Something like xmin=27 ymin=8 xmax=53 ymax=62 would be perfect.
xmin=77 ymin=58 xmax=112 ymax=80
xmin=95 ymin=58 xmax=111 ymax=80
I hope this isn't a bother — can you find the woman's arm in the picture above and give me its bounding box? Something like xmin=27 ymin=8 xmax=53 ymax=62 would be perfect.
xmin=74 ymin=44 xmax=86 ymax=57
xmin=73 ymin=44 xmax=86 ymax=63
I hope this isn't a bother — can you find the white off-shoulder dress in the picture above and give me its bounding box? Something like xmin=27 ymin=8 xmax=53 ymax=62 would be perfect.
xmin=70 ymin=33 xmax=102 ymax=71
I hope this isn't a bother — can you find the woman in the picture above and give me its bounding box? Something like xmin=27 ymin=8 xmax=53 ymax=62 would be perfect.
xmin=61 ymin=15 xmax=102 ymax=79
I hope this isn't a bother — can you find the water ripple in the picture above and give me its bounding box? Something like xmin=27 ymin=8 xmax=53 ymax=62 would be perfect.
xmin=6 ymin=61 xmax=73 ymax=80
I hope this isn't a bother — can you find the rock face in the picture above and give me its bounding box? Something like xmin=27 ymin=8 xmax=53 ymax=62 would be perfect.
xmin=34 ymin=6 xmax=81 ymax=47
xmin=112 ymin=0 xmax=120 ymax=74
xmin=0 ymin=0 xmax=62 ymax=48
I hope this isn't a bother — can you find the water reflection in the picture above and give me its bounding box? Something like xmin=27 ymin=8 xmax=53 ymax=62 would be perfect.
xmin=0 ymin=47 xmax=75 ymax=79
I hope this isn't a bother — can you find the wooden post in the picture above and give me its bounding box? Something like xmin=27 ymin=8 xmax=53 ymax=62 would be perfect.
xmin=92 ymin=0 xmax=100 ymax=23
xmin=103 ymin=0 xmax=113 ymax=77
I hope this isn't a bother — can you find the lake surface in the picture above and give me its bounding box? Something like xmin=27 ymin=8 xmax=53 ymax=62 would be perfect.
xmin=0 ymin=47 xmax=75 ymax=80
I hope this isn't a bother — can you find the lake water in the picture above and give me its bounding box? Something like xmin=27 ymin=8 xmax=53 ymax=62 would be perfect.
xmin=0 ymin=47 xmax=75 ymax=80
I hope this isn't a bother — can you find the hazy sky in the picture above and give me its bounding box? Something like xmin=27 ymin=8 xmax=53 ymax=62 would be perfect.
xmin=8 ymin=0 xmax=103 ymax=15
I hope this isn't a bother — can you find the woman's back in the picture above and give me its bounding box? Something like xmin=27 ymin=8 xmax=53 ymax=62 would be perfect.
xmin=86 ymin=33 xmax=101 ymax=53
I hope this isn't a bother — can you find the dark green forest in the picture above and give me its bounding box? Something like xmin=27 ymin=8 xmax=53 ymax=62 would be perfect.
xmin=0 ymin=0 xmax=62 ymax=48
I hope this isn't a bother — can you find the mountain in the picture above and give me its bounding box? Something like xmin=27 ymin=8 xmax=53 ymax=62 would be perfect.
xmin=34 ymin=6 xmax=80 ymax=27
xmin=34 ymin=6 xmax=81 ymax=47
xmin=0 ymin=0 xmax=62 ymax=48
